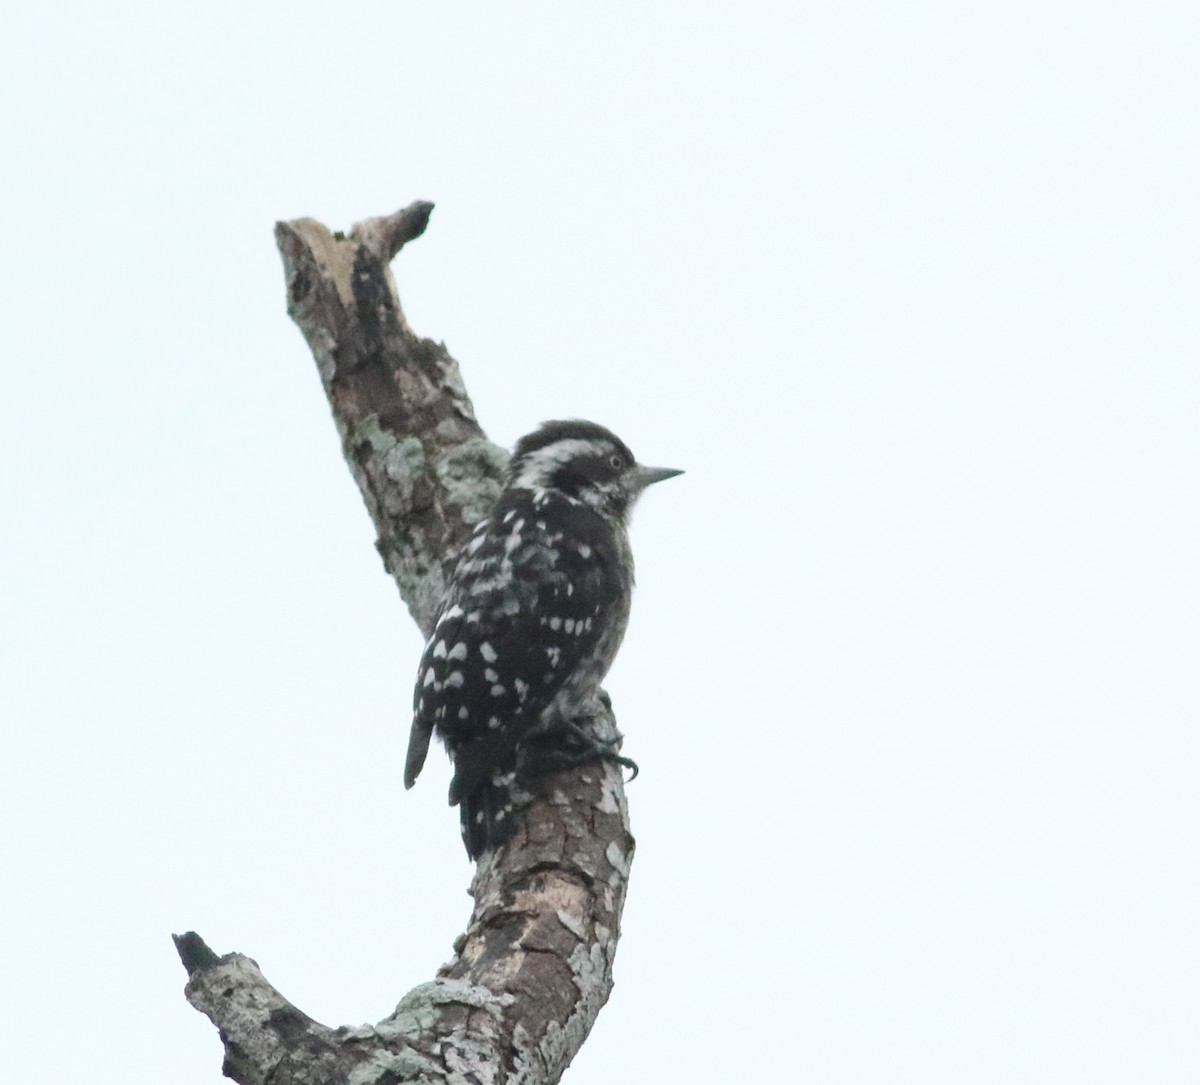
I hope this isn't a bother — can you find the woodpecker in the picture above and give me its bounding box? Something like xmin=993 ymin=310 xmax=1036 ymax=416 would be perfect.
xmin=404 ymin=420 xmax=682 ymax=858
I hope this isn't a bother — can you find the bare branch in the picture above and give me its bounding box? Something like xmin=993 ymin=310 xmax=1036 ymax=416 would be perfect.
xmin=177 ymin=202 xmax=634 ymax=1085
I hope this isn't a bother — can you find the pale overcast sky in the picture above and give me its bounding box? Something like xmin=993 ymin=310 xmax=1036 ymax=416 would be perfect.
xmin=3 ymin=3 xmax=1199 ymax=1082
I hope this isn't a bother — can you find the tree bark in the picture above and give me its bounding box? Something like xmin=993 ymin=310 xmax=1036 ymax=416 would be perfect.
xmin=175 ymin=202 xmax=635 ymax=1085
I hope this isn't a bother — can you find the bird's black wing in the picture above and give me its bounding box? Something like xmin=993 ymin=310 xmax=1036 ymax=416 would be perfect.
xmin=405 ymin=500 xmax=623 ymax=808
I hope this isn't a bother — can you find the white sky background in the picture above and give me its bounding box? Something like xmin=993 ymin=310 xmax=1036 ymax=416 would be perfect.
xmin=2 ymin=1 xmax=1198 ymax=1081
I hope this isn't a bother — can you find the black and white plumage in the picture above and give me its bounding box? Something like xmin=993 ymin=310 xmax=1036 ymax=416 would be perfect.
xmin=404 ymin=420 xmax=682 ymax=859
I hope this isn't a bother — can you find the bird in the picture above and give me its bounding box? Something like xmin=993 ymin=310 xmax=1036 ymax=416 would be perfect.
xmin=403 ymin=419 xmax=682 ymax=858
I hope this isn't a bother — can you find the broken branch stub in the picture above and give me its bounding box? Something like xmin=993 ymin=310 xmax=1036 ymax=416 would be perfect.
xmin=275 ymin=200 xmax=507 ymax=636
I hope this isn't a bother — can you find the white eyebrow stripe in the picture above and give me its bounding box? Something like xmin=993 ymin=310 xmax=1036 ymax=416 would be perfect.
xmin=510 ymin=439 xmax=609 ymax=491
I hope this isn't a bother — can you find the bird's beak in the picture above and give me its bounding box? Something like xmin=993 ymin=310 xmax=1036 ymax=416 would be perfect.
xmin=633 ymin=464 xmax=685 ymax=490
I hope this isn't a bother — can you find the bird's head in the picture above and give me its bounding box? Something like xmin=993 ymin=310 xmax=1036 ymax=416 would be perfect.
xmin=508 ymin=419 xmax=682 ymax=520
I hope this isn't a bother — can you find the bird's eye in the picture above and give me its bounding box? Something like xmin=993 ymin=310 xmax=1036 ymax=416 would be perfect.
xmin=609 ymin=454 xmax=623 ymax=469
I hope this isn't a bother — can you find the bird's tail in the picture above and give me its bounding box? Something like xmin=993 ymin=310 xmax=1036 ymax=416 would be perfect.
xmin=404 ymin=717 xmax=434 ymax=790
xmin=454 ymin=772 xmax=523 ymax=860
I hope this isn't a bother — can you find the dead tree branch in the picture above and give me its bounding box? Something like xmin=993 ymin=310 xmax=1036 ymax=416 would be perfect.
xmin=175 ymin=202 xmax=635 ymax=1085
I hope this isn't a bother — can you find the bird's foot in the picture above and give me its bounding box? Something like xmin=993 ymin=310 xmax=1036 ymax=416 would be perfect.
xmin=561 ymin=719 xmax=639 ymax=781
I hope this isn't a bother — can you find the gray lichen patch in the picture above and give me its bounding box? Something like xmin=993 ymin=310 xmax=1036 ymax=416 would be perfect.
xmin=346 ymin=415 xmax=421 ymax=462
xmin=568 ymin=938 xmax=607 ymax=987
xmin=347 ymin=1048 xmax=439 ymax=1085
xmin=435 ymin=438 xmax=508 ymax=527
xmin=596 ymin=767 xmax=624 ymax=815
xmin=555 ymin=909 xmax=588 ymax=941
xmin=525 ymin=936 xmax=612 ymax=1085
xmin=604 ymin=840 xmax=631 ymax=879
xmin=345 ymin=416 xmax=426 ymax=517
xmin=383 ymin=435 xmax=427 ymax=481
xmin=386 ymin=980 xmax=511 ymax=1038
xmin=335 ymin=1023 xmax=380 ymax=1041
